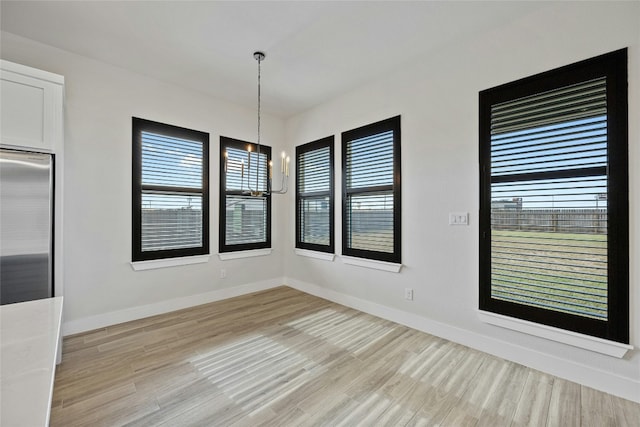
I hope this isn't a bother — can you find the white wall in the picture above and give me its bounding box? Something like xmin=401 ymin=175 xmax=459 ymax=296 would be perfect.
xmin=283 ymin=2 xmax=640 ymax=402
xmin=0 ymin=32 xmax=289 ymax=333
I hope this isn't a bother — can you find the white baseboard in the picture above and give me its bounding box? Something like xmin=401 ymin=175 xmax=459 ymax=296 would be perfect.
xmin=285 ymin=277 xmax=640 ymax=404
xmin=62 ymin=279 xmax=283 ymax=336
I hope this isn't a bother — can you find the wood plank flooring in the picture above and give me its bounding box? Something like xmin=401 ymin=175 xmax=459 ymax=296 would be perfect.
xmin=50 ymin=287 xmax=640 ymax=426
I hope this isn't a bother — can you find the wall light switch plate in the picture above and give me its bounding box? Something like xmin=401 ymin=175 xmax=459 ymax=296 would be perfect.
xmin=449 ymin=212 xmax=469 ymax=225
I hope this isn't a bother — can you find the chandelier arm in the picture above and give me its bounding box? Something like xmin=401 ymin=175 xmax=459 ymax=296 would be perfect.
xmin=268 ymin=172 xmax=288 ymax=194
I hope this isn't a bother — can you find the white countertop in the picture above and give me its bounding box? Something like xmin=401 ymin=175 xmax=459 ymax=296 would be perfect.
xmin=1 ymin=297 xmax=63 ymax=427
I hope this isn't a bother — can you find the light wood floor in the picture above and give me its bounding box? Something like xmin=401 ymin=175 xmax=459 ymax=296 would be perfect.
xmin=51 ymin=287 xmax=639 ymax=426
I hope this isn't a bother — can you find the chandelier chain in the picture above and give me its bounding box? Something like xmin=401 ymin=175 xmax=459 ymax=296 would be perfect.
xmin=257 ymin=53 xmax=261 ymax=154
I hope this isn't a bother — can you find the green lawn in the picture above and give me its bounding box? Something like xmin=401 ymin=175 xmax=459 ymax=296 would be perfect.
xmin=491 ymin=230 xmax=608 ymax=320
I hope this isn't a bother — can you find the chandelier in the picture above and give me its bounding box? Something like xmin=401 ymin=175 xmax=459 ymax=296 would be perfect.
xmin=224 ymin=51 xmax=289 ymax=197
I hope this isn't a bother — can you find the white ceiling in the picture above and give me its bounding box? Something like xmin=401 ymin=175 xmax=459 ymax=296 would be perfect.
xmin=0 ymin=1 xmax=549 ymax=117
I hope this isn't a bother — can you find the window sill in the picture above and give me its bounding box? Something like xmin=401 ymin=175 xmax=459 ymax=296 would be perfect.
xmin=294 ymin=248 xmax=335 ymax=261
xmin=340 ymin=256 xmax=402 ymax=273
xmin=131 ymin=255 xmax=210 ymax=271
xmin=218 ymin=248 xmax=272 ymax=261
xmin=478 ymin=310 xmax=632 ymax=358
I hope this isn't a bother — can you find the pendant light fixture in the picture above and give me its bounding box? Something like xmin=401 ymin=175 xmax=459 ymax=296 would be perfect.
xmin=224 ymin=51 xmax=289 ymax=196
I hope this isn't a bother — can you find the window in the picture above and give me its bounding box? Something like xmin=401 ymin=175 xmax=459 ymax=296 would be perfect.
xmin=296 ymin=137 xmax=334 ymax=253
xmin=219 ymin=136 xmax=271 ymax=252
xmin=479 ymin=49 xmax=628 ymax=343
xmin=342 ymin=116 xmax=401 ymax=263
xmin=132 ymin=118 xmax=209 ymax=261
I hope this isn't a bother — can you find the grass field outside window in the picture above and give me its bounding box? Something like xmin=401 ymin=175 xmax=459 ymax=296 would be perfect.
xmin=491 ymin=229 xmax=607 ymax=320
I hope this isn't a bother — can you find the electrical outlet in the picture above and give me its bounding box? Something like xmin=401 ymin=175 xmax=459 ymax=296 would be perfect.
xmin=404 ymin=288 xmax=414 ymax=301
xmin=220 ymin=269 xmax=227 ymax=279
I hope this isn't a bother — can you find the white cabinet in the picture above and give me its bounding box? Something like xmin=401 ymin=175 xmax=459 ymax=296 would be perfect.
xmin=1 ymin=60 xmax=64 ymax=153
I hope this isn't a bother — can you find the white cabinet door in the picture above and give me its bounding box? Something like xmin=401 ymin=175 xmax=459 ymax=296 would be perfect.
xmin=0 ymin=61 xmax=64 ymax=153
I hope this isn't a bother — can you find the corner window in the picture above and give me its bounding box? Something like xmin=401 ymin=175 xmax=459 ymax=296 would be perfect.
xmin=219 ymin=136 xmax=271 ymax=252
xmin=342 ymin=116 xmax=401 ymax=263
xmin=479 ymin=49 xmax=628 ymax=343
xmin=132 ymin=118 xmax=209 ymax=261
xmin=296 ymin=136 xmax=334 ymax=253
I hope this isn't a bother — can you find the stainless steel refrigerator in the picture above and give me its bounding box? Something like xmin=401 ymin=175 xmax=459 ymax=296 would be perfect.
xmin=0 ymin=148 xmax=54 ymax=305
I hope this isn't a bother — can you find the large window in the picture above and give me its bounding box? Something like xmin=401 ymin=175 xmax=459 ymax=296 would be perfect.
xmin=479 ymin=49 xmax=628 ymax=343
xmin=342 ymin=116 xmax=401 ymax=263
xmin=219 ymin=136 xmax=271 ymax=252
xmin=296 ymin=137 xmax=334 ymax=253
xmin=132 ymin=118 xmax=209 ymax=261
